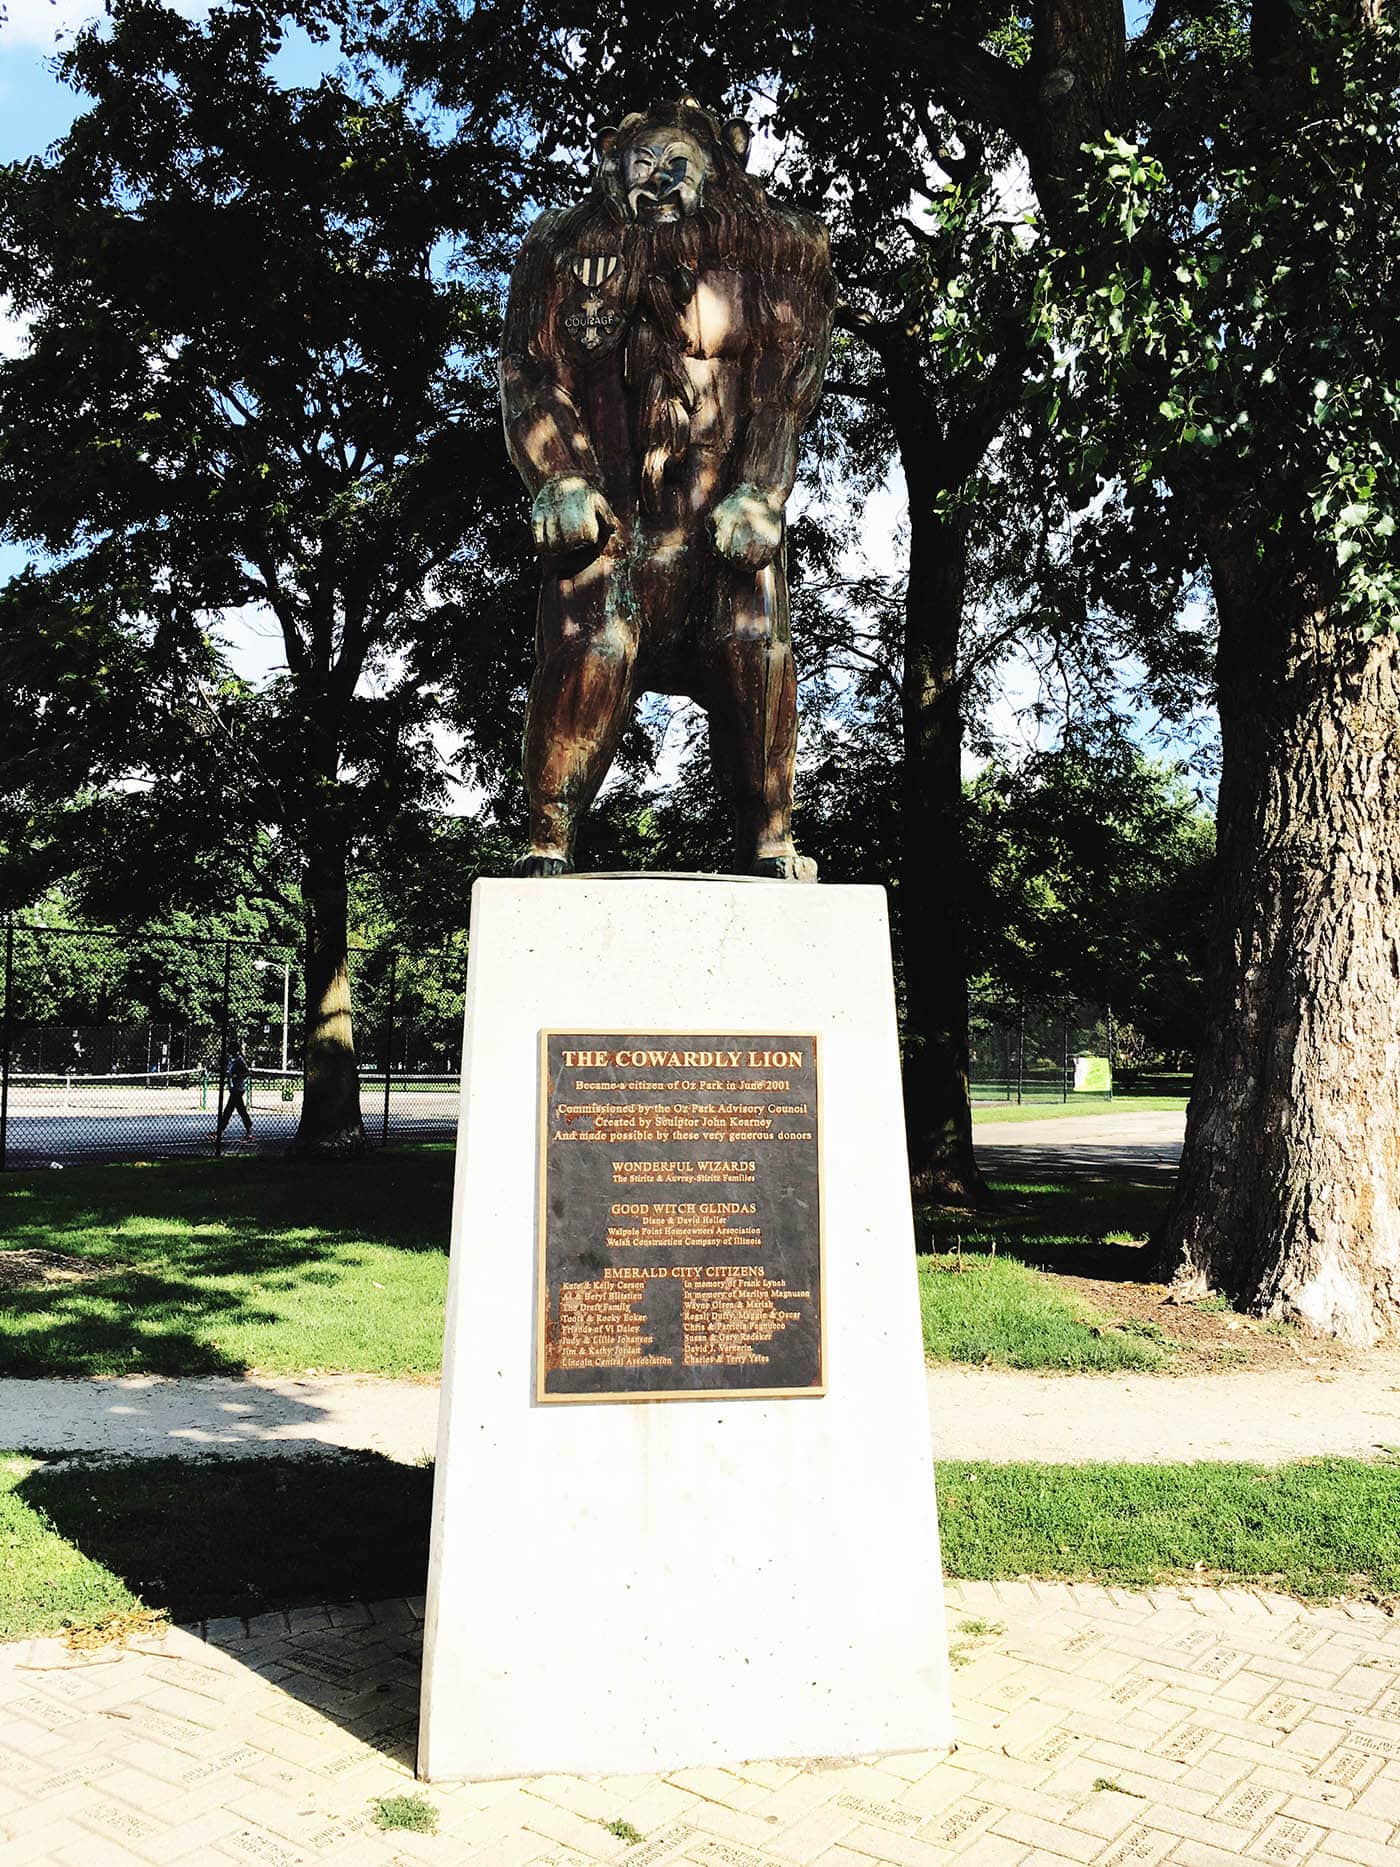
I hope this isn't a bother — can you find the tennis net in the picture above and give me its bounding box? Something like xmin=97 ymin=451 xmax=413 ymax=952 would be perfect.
xmin=3 ymin=1068 xmax=207 ymax=1112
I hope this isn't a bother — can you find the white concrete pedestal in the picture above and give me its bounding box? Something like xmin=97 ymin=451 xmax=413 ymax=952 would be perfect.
xmin=418 ymin=878 xmax=951 ymax=1782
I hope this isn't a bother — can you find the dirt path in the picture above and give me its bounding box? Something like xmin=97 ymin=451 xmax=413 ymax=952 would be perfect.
xmin=974 ymin=1106 xmax=1186 ymax=1185
xmin=8 ymin=1356 xmax=1400 ymax=1465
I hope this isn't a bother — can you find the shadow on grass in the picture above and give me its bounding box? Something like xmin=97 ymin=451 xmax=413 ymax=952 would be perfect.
xmin=10 ymin=1451 xmax=434 ymax=1767
xmin=0 ymin=1150 xmax=454 ymax=1375
xmin=15 ymin=1452 xmax=432 ymax=1627
xmin=919 ymin=1175 xmax=1173 ymax=1283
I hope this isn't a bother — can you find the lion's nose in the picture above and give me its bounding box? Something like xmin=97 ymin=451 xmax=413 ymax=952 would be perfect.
xmin=656 ymin=157 xmax=689 ymax=197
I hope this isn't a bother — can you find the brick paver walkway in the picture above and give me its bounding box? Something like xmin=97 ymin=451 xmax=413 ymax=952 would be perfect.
xmin=2 ymin=1580 xmax=1398 ymax=1866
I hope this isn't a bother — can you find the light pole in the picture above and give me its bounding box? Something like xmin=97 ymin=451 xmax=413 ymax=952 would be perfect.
xmin=255 ymin=958 xmax=291 ymax=1073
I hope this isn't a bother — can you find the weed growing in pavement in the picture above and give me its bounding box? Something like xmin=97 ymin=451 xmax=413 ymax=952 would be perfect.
xmin=372 ymin=1795 xmax=438 ymax=1834
xmin=64 ymin=1605 xmax=169 ymax=1652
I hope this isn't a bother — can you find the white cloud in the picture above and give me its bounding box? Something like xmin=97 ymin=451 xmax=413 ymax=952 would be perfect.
xmin=2 ymin=0 xmax=207 ymax=50
xmin=2 ymin=0 xmax=104 ymax=50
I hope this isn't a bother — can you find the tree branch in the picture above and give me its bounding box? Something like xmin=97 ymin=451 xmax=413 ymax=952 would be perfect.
xmin=825 ymin=375 xmax=893 ymax=409
xmin=840 ymin=6 xmax=1035 ymax=153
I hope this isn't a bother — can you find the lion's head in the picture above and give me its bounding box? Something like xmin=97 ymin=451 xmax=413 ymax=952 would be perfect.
xmin=595 ymin=99 xmax=752 ymax=225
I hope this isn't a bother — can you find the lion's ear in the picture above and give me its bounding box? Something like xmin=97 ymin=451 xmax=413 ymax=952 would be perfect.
xmin=596 ymin=124 xmax=620 ymax=157
xmin=722 ymin=117 xmax=752 ymax=167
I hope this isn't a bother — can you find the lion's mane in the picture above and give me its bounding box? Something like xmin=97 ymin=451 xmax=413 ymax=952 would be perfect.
xmin=520 ymin=100 xmax=833 ymax=513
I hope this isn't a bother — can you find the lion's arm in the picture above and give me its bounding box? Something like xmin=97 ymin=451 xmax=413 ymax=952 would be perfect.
xmin=499 ymin=352 xmax=605 ymax=495
xmin=732 ymin=262 xmax=835 ymax=508
xmin=498 ymin=213 xmax=606 ymax=498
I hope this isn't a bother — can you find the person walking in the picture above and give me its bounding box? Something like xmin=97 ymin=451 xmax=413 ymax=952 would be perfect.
xmin=217 ymin=1048 xmax=254 ymax=1142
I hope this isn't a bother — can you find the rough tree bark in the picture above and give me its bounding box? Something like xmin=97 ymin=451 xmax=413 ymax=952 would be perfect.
xmin=900 ymin=477 xmax=988 ymax=1203
xmin=1027 ymin=0 xmax=1128 ymax=212
xmin=833 ymin=301 xmax=1012 ymax=1205
xmin=1150 ymin=0 xmax=1400 ymax=1340
xmin=1153 ymin=527 xmax=1400 ymax=1341
xmin=293 ymin=827 xmax=366 ymax=1155
xmin=290 ymin=710 xmax=367 ymax=1157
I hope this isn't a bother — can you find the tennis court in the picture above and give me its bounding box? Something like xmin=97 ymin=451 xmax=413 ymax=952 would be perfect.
xmin=0 ymin=1070 xmax=461 ymax=1165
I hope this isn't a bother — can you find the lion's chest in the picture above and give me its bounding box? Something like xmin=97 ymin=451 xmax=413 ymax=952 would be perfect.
xmin=559 ymin=262 xmax=752 ymax=362
xmin=681 ymin=272 xmax=748 ymax=359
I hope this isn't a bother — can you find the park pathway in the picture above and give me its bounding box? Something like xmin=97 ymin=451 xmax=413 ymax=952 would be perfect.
xmin=7 ymin=1108 xmax=1400 ymax=1863
xmin=973 ymin=1107 xmax=1186 ymax=1187
xmin=4 ymin=1578 xmax=1399 ymax=1865
xmin=10 ymin=1355 xmax=1400 ymax=1465
xmin=11 ymin=1110 xmax=1400 ymax=1467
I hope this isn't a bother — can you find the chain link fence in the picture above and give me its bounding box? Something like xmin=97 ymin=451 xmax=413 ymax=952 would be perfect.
xmin=968 ymin=996 xmax=1193 ymax=1105
xmin=0 ymin=924 xmax=465 ymax=1169
xmin=0 ymin=924 xmax=1190 ymax=1167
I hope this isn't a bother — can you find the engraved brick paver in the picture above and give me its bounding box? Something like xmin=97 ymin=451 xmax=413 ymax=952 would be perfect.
xmin=3 ymin=1586 xmax=1400 ymax=1865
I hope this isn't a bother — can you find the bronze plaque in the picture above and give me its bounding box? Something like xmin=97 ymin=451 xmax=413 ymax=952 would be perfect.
xmin=537 ymin=1032 xmax=823 ymax=1402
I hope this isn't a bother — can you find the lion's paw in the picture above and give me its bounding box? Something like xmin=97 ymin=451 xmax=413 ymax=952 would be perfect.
xmin=750 ymin=852 xmax=818 ymax=882
xmin=512 ymin=852 xmax=574 ymax=878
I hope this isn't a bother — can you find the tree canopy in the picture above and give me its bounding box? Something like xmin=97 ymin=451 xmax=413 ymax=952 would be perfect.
xmin=5 ymin=0 xmax=1399 ymax=1338
xmin=0 ymin=0 xmax=527 ymax=1148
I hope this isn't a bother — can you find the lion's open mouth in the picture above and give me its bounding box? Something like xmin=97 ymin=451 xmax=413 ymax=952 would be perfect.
xmin=633 ymin=192 xmax=683 ymax=221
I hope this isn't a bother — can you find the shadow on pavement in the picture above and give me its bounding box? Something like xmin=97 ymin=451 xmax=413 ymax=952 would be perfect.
xmin=15 ymin=1449 xmax=435 ymax=1767
xmin=976 ymin=1143 xmax=1181 ymax=1189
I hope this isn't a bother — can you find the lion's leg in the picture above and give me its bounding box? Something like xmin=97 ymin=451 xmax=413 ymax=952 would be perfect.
xmin=700 ymin=555 xmax=812 ymax=879
xmin=519 ymin=552 xmax=638 ymax=873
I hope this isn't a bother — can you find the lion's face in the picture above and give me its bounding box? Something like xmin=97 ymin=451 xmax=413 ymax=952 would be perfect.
xmin=616 ymin=124 xmax=712 ymax=223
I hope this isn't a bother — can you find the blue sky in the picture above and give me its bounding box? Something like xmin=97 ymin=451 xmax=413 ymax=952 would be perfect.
xmin=0 ymin=3 xmax=339 ymax=605
xmin=0 ymin=3 xmax=336 ymax=158
xmin=1 ymin=0 xmax=1203 ymax=780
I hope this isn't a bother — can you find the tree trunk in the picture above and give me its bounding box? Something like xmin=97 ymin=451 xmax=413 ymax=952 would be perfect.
xmin=899 ymin=486 xmax=989 ymax=1204
xmin=291 ymin=802 xmax=366 ymax=1158
xmin=1027 ymin=0 xmax=1128 ymax=213
xmin=1153 ymin=526 xmax=1400 ymax=1341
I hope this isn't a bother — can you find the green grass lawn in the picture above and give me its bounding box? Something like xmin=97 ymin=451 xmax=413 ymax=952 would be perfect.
xmin=972 ymin=1095 xmax=1188 ymax=1124
xmin=0 ymin=1152 xmax=453 ymax=1376
xmin=918 ymin=1253 xmax=1173 ymax=1371
xmin=3 ymin=1451 xmax=1395 ymax=1642
xmin=938 ymin=1460 xmax=1400 ymax=1598
xmin=918 ymin=1176 xmax=1176 ymax=1371
xmin=0 ymin=1157 xmax=1175 ymax=1375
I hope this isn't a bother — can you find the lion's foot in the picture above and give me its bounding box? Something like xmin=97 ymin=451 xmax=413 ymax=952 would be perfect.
xmin=750 ymin=851 xmax=818 ymax=882
xmin=512 ymin=851 xmax=574 ymax=878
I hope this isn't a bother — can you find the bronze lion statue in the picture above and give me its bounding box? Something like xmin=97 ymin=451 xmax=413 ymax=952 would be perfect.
xmin=500 ymin=98 xmax=834 ymax=878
